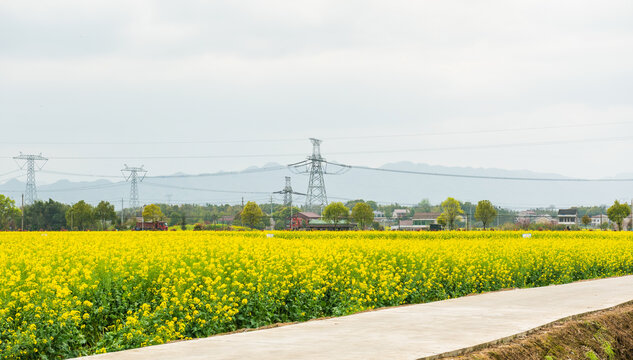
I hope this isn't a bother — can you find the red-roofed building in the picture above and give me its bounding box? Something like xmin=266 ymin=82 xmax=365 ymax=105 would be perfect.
xmin=291 ymin=212 xmax=321 ymax=229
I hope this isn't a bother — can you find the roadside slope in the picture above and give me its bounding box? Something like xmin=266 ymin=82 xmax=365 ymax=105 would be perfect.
xmin=445 ymin=302 xmax=633 ymax=360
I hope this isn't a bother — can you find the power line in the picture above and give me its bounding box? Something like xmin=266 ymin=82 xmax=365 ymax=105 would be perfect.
xmin=34 ymin=166 xmax=286 ymax=180
xmin=147 ymin=166 xmax=287 ymax=178
xmin=324 ymin=120 xmax=633 ymax=141
xmin=343 ymin=164 xmax=633 ymax=182
xmin=39 ymin=182 xmax=127 ymax=193
xmin=6 ymin=134 xmax=633 ymax=161
xmin=143 ymin=181 xmax=276 ymax=195
xmin=2 ymin=120 xmax=631 ymax=145
xmin=40 ymin=170 xmax=122 ymax=179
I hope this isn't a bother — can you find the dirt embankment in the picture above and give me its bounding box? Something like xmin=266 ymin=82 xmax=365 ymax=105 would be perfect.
xmin=444 ymin=302 xmax=633 ymax=360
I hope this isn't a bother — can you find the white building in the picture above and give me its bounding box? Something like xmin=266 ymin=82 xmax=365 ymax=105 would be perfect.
xmin=557 ymin=208 xmax=578 ymax=226
xmin=591 ymin=214 xmax=609 ymax=228
xmin=392 ymin=209 xmax=409 ymax=219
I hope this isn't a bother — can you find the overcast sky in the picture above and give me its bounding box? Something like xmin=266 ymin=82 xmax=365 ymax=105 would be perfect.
xmin=1 ymin=0 xmax=633 ymax=185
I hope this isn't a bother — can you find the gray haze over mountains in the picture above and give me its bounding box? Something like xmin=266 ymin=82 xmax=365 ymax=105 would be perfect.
xmin=1 ymin=162 xmax=630 ymax=210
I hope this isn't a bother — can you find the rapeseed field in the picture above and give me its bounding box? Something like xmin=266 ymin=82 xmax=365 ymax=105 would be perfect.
xmin=1 ymin=231 xmax=632 ymax=359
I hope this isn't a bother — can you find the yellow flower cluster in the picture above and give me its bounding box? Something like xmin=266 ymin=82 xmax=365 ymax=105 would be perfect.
xmin=1 ymin=231 xmax=632 ymax=359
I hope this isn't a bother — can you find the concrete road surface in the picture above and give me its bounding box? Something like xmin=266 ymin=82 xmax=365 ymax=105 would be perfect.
xmin=77 ymin=275 xmax=633 ymax=360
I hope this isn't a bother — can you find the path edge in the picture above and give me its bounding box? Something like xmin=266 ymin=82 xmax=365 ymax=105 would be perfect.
xmin=418 ymin=299 xmax=633 ymax=360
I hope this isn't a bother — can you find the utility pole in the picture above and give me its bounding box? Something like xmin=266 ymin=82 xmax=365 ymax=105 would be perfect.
xmin=21 ymin=194 xmax=24 ymax=231
xmin=121 ymin=165 xmax=147 ymax=212
xmin=13 ymin=153 xmax=48 ymax=205
xmin=269 ymin=196 xmax=274 ymax=230
xmin=465 ymin=211 xmax=468 ymax=231
xmin=121 ymin=198 xmax=124 ymax=225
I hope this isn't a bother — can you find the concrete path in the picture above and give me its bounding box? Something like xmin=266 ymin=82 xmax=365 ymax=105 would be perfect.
xmin=79 ymin=275 xmax=633 ymax=360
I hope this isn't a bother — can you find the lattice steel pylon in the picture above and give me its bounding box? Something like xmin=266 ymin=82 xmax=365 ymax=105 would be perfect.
xmin=13 ymin=152 xmax=48 ymax=205
xmin=121 ymin=165 xmax=147 ymax=210
xmin=283 ymin=176 xmax=293 ymax=206
xmin=305 ymin=138 xmax=327 ymax=211
xmin=273 ymin=176 xmax=305 ymax=208
xmin=288 ymin=138 xmax=349 ymax=214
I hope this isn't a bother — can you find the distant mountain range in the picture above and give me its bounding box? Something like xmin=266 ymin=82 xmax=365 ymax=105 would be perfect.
xmin=1 ymin=162 xmax=630 ymax=209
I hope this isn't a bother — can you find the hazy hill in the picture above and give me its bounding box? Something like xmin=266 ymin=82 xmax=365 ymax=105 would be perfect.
xmin=0 ymin=162 xmax=630 ymax=209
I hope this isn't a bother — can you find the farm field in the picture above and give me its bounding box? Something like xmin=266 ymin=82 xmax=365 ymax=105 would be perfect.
xmin=1 ymin=231 xmax=633 ymax=359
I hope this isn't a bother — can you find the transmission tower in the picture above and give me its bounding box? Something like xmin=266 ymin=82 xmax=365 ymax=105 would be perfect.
xmin=288 ymin=138 xmax=349 ymax=214
xmin=273 ymin=176 xmax=306 ymax=230
xmin=283 ymin=176 xmax=293 ymax=206
xmin=13 ymin=152 xmax=48 ymax=205
xmin=121 ymin=165 xmax=147 ymax=210
xmin=274 ymin=176 xmax=305 ymax=208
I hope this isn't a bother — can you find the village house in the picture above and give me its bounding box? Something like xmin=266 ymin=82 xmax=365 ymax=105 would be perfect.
xmin=557 ymin=208 xmax=578 ymax=227
xmin=412 ymin=212 xmax=441 ymax=228
xmin=591 ymin=214 xmax=609 ymax=228
xmin=290 ymin=212 xmax=321 ymax=229
xmin=392 ymin=209 xmax=409 ymax=219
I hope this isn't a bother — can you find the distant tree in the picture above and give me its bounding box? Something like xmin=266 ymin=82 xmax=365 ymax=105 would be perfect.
xmin=366 ymin=201 xmax=378 ymax=211
xmin=241 ymin=201 xmax=264 ymax=229
xmin=440 ymin=197 xmax=464 ymax=230
xmin=322 ymin=202 xmax=349 ymax=225
xmin=436 ymin=213 xmax=447 ymax=227
xmin=607 ymin=200 xmax=630 ymax=231
xmin=417 ymin=199 xmax=432 ymax=212
xmin=0 ymin=194 xmax=21 ymax=230
xmin=26 ymin=199 xmax=70 ymax=230
xmin=344 ymin=199 xmax=366 ymax=210
xmin=180 ymin=213 xmax=187 ymax=230
xmin=66 ymin=201 xmax=94 ymax=230
xmin=352 ymin=202 xmax=374 ymax=230
xmin=474 ymin=200 xmax=497 ymax=230
xmin=142 ymin=204 xmax=164 ymax=223
xmin=273 ymin=206 xmax=301 ymax=228
xmin=210 ymin=213 xmax=219 ymax=224
xmin=94 ymin=201 xmax=116 ymax=230
xmin=581 ymin=214 xmax=591 ymax=228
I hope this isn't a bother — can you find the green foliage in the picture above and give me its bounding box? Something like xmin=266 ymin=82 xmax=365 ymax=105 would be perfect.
xmin=66 ymin=201 xmax=95 ymax=230
xmin=416 ymin=199 xmax=432 ymax=212
xmin=607 ymin=200 xmax=630 ymax=231
xmin=0 ymin=194 xmax=21 ymax=230
xmin=436 ymin=213 xmax=447 ymax=227
xmin=322 ymin=202 xmax=349 ymax=224
xmin=440 ymin=197 xmax=464 ymax=230
xmin=581 ymin=214 xmax=591 ymax=227
xmin=142 ymin=204 xmax=164 ymax=223
xmin=351 ymin=202 xmax=374 ymax=230
xmin=241 ymin=201 xmax=264 ymax=229
xmin=474 ymin=200 xmax=497 ymax=229
xmin=24 ymin=199 xmax=69 ymax=231
xmin=273 ymin=206 xmax=301 ymax=223
xmin=94 ymin=201 xmax=116 ymax=230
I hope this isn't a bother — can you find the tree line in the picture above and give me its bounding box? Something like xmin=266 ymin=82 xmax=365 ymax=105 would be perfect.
xmin=0 ymin=193 xmax=631 ymax=231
